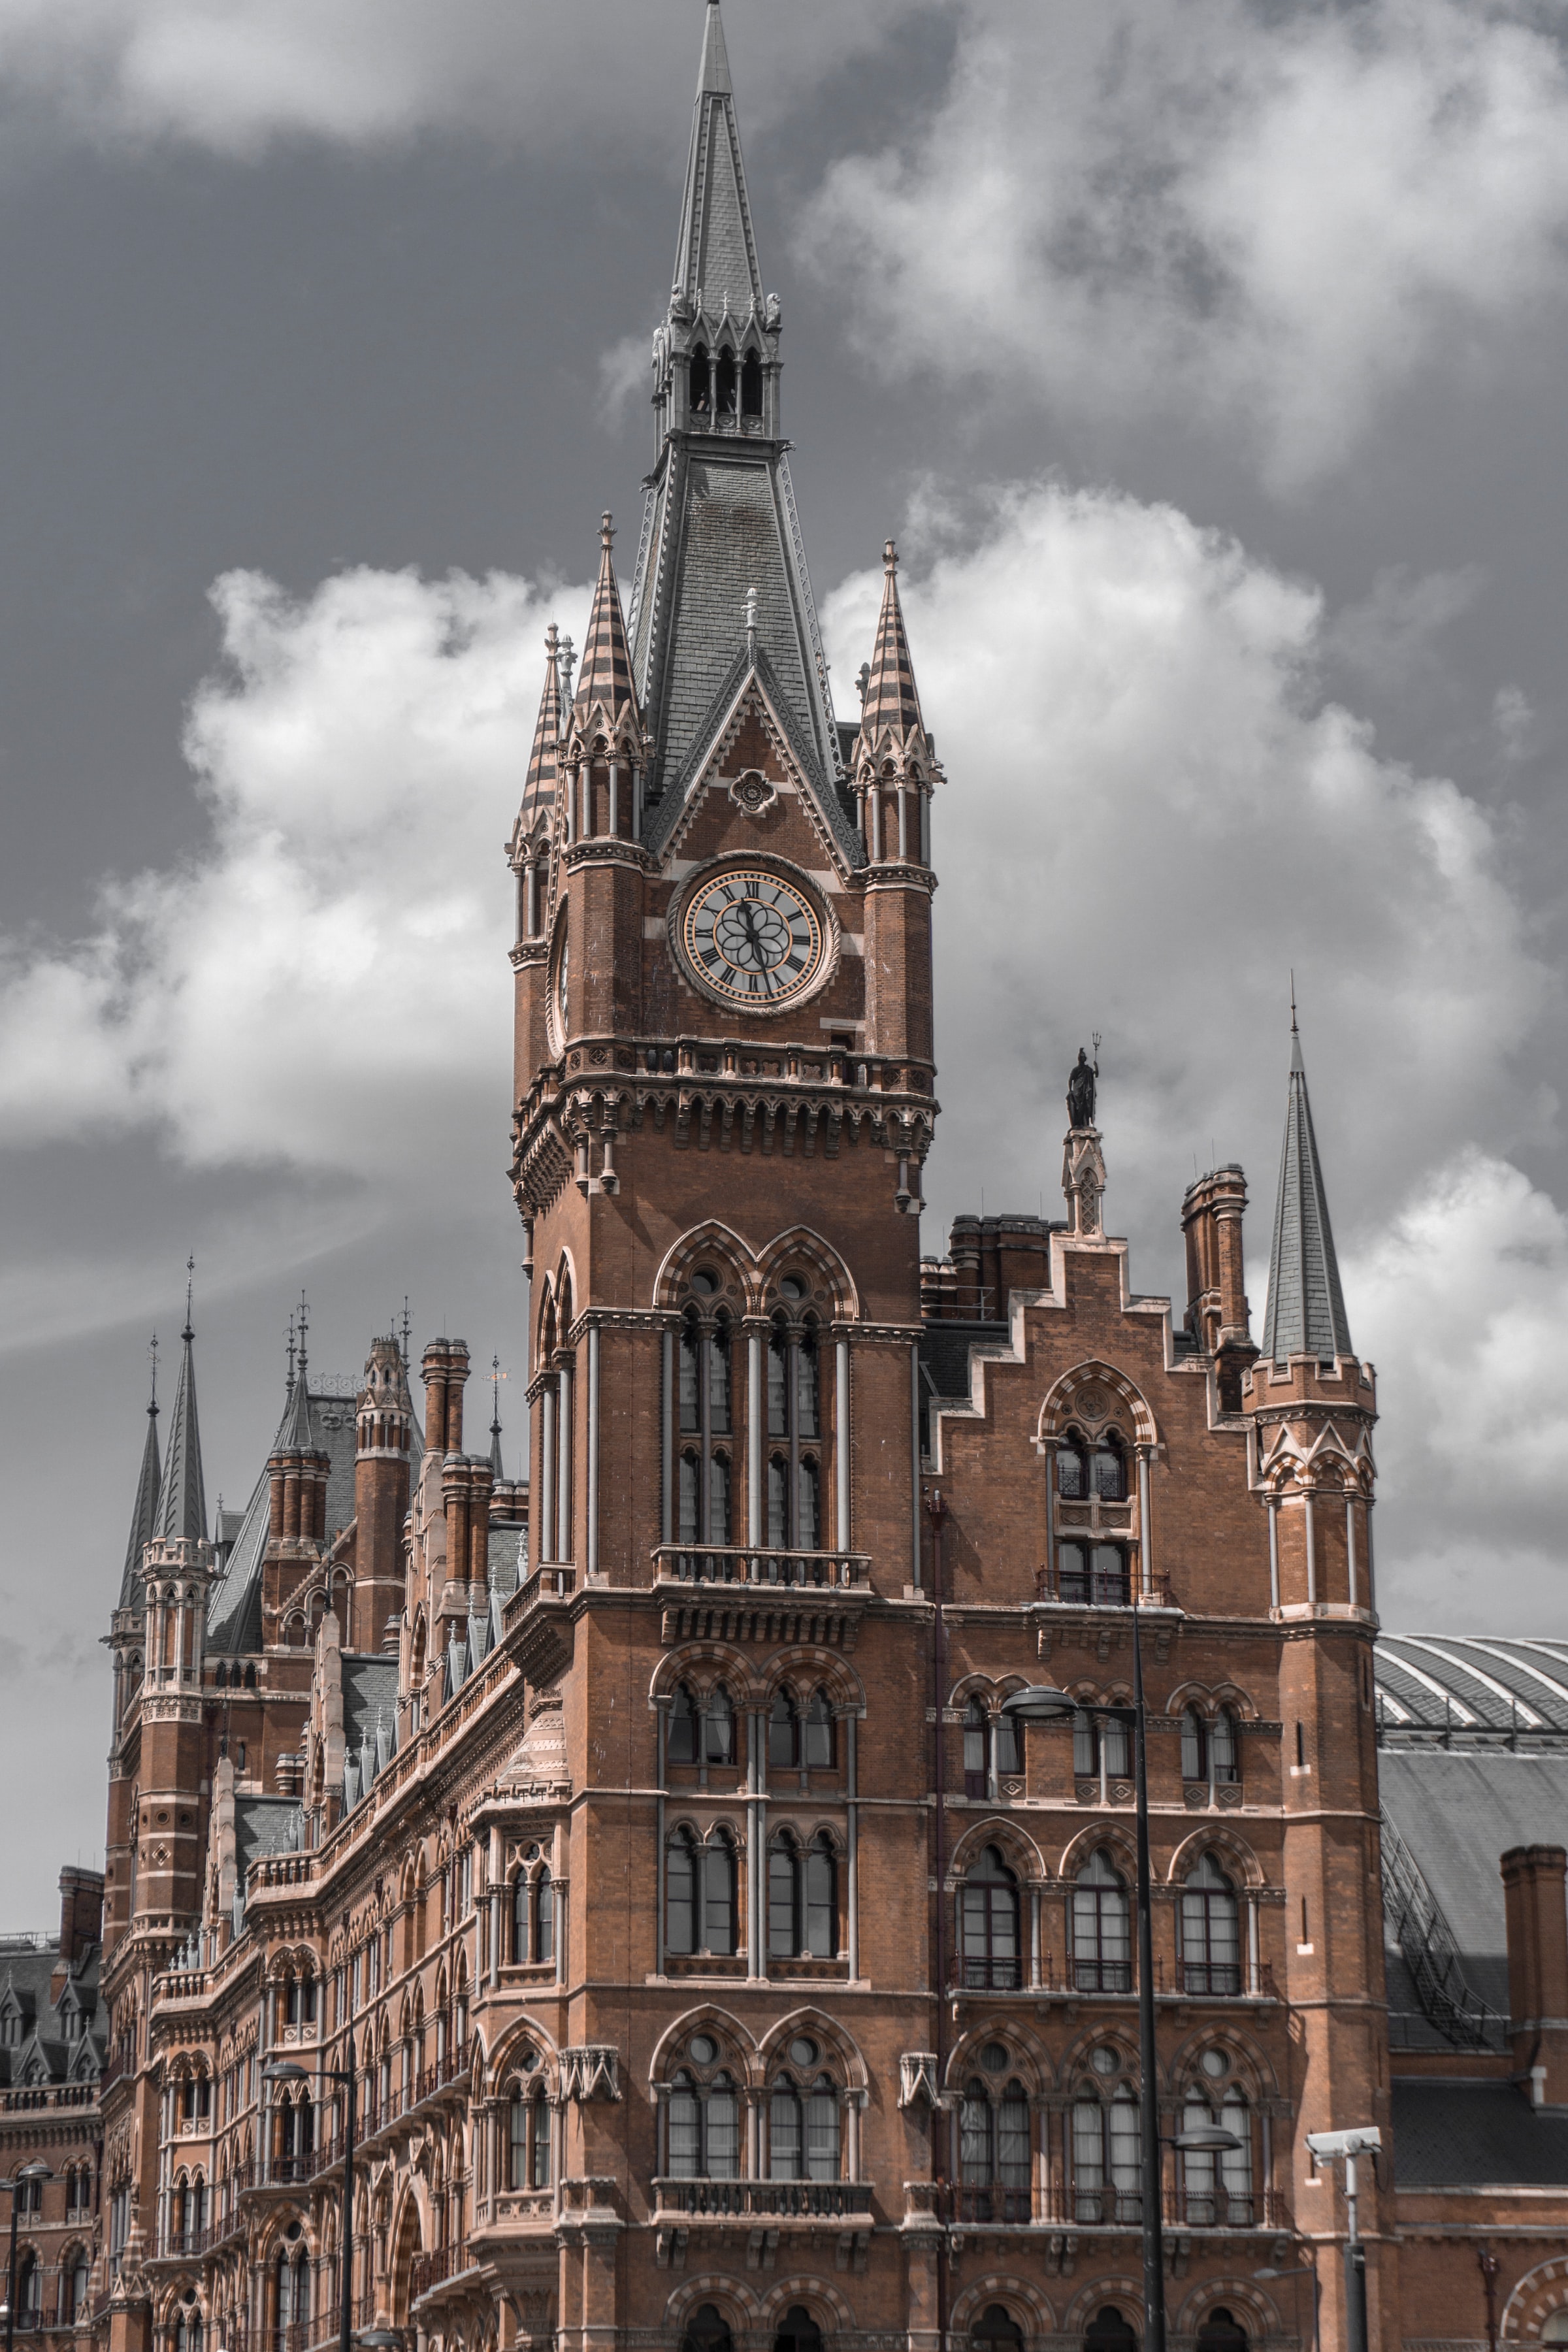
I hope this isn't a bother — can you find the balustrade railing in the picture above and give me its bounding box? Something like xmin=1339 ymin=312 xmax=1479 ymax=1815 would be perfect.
xmin=409 ymin=2242 xmax=472 ymax=2299
xmin=652 ymin=2179 xmax=873 ymax=2219
xmin=653 ymin=1546 xmax=869 ymax=1592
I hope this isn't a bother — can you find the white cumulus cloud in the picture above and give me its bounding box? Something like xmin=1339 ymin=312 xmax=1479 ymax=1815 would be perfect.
xmin=800 ymin=0 xmax=1568 ymax=491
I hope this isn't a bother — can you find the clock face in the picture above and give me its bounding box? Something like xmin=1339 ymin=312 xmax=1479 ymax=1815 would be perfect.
xmin=678 ymin=866 xmax=827 ymax=1008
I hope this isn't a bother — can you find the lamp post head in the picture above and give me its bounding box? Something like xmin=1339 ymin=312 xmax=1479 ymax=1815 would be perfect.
xmin=261 ymin=2061 xmax=308 ymax=2085
xmin=5 ymin=2163 xmax=52 ymax=2189
xmin=1000 ymin=1686 xmax=1077 ymax=1725
xmin=1173 ymin=2125 xmax=1245 ymax=2151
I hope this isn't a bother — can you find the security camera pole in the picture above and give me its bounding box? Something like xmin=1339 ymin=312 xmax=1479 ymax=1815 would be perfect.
xmin=1305 ymin=2127 xmax=1381 ymax=2352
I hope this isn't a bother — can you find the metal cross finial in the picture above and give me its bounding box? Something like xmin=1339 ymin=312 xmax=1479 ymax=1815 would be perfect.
xmin=148 ymin=1333 xmax=159 ymax=1413
xmin=1290 ymin=970 xmax=1298 ymax=1033
xmin=400 ymin=1296 xmax=412 ymax=1368
xmin=286 ymin=1315 xmax=296 ymax=1392
xmin=296 ymin=1290 xmax=310 ymax=1375
xmin=183 ymin=1254 xmax=195 ymax=1340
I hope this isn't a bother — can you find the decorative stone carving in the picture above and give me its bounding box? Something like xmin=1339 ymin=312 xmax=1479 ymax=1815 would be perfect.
xmin=898 ymin=2050 xmax=938 ymax=2108
xmin=559 ymin=2044 xmax=620 ymax=2102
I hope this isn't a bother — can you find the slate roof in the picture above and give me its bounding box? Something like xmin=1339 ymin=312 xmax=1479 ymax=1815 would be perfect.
xmin=854 ymin=542 xmax=924 ymax=744
xmin=118 ymin=1393 xmax=162 ymax=1609
xmin=489 ymin=1526 xmax=527 ymax=1600
xmin=235 ymin=1794 xmax=304 ymax=1878
xmin=206 ymin=1373 xmax=420 ymax=1656
xmin=0 ymin=1943 xmax=105 ymax=2089
xmin=574 ymin=519 xmax=640 ymax=732
xmin=1260 ymin=1024 xmax=1353 ymax=1364
xmin=1392 ymin=2080 xmax=1568 ymax=2187
xmin=515 ymin=628 xmax=563 ymax=843
xmin=629 ymin=6 xmax=841 ymax=820
xmin=155 ymin=1320 xmax=208 ymax=1544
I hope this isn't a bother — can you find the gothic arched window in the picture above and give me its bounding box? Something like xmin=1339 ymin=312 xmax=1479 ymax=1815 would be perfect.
xmin=768 ymin=2072 xmax=840 ymax=2181
xmin=972 ymin=2308 xmax=1025 ymax=2352
xmin=533 ymin=1868 xmax=554 ymax=1965
xmin=715 ymin=344 xmax=737 ymax=415
xmin=1073 ymin=2087 xmax=1141 ymax=2225
xmin=1057 ymin=1428 xmax=1088 ymax=1499
xmin=768 ymin=1690 xmax=799 ymax=1768
xmin=690 ymin=344 xmax=711 ymax=415
xmin=1179 ymin=2087 xmax=1252 ymax=2224
xmin=1072 ymin=1848 xmax=1132 ymax=1992
xmin=958 ymin=1845 xmax=1021 ymax=1989
xmin=804 ymin=1688 xmax=834 ymax=1769
xmin=1181 ymin=1854 xmax=1242 ymax=1995
xmin=767 ymin=1832 xmax=837 ymax=1959
xmin=957 ymin=2066 xmax=1032 ymax=2221
xmin=741 ymin=350 xmax=763 ymax=417
xmin=774 ymin=2308 xmax=825 ymax=2352
xmin=666 ymin=2067 xmax=740 ymax=2179
xmin=1073 ymin=1703 xmax=1130 ymax=1779
xmin=767 ymin=1313 xmax=823 ymax=1550
xmin=666 ymin=1829 xmax=737 ymax=1958
xmin=678 ymin=1306 xmax=732 ymax=1548
xmin=1091 ymin=1431 xmax=1127 ymax=1500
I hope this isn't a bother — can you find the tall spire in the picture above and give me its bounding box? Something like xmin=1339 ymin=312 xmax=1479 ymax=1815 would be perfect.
xmin=514 ymin=625 xmax=563 ymax=848
xmin=280 ymin=1290 xmax=318 ymax=1450
xmin=674 ymin=1 xmax=760 ymax=318
xmin=118 ymin=1341 xmax=163 ymax=1605
xmin=630 ymin=3 xmax=841 ymax=829
xmin=1261 ymin=1015 xmax=1354 ymax=1364
xmin=857 ymin=540 xmax=926 ymax=743
xmin=155 ymin=1261 xmax=208 ymax=1544
xmin=574 ymin=515 xmax=640 ymax=734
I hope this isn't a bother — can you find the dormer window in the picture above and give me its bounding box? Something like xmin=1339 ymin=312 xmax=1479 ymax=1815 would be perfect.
xmin=0 ymin=2006 xmax=21 ymax=2050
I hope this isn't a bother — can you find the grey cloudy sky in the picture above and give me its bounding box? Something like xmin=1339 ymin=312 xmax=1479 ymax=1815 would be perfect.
xmin=3 ymin=0 xmax=1568 ymax=1914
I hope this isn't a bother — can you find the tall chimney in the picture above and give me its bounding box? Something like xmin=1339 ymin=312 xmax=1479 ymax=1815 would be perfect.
xmin=1501 ymin=1844 xmax=1568 ymax=2103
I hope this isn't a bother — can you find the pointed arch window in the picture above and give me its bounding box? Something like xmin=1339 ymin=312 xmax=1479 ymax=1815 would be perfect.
xmin=68 ymin=2256 xmax=90 ymax=2323
xmin=768 ymin=2073 xmax=840 ymax=2181
xmin=972 ymin=2308 xmax=1025 ymax=2352
xmin=1072 ymin=1848 xmax=1132 ymax=1992
xmin=678 ymin=1307 xmax=733 ymax=1546
xmin=666 ymin=2067 xmax=740 ymax=2179
xmin=1073 ymin=1703 xmax=1130 ymax=1779
xmin=767 ymin=1313 xmax=823 ymax=1550
xmin=508 ymin=2082 xmax=551 ymax=2190
xmin=767 ymin=1832 xmax=838 ymax=1959
xmin=682 ymin=2306 xmax=733 ymax=2352
xmin=741 ymin=350 xmax=763 ymax=417
xmin=1073 ymin=2086 xmax=1141 ymax=2224
xmin=715 ymin=345 xmax=737 ymax=416
xmin=533 ymin=1867 xmax=554 ymax=1965
xmin=958 ymin=1844 xmax=1021 ymax=1989
xmin=957 ymin=2070 xmax=1032 ymax=2221
xmin=1182 ymin=1707 xmax=1241 ymax=1786
xmin=690 ymin=344 xmax=711 ymax=416
xmin=1179 ymin=2087 xmax=1252 ymax=2223
xmin=665 ymin=1828 xmax=738 ymax=1959
xmin=1181 ymin=1853 xmax=1242 ymax=1995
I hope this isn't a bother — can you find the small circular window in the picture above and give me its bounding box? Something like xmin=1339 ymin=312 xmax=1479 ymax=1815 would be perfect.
xmin=1200 ymin=2048 xmax=1230 ymax=2078
xmin=980 ymin=2040 xmax=1009 ymax=2074
xmin=1090 ymin=2045 xmax=1120 ymax=2076
xmin=516 ymin=2046 xmax=538 ymax=2074
xmin=689 ymin=2034 xmax=719 ymax=2065
xmin=789 ymin=2035 xmax=820 ymax=2068
xmin=691 ymin=1269 xmax=720 ymax=1297
xmin=779 ymin=1275 xmax=807 ymax=1301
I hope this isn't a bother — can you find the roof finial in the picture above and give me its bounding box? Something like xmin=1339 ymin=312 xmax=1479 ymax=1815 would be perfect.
xmin=744 ymin=584 xmax=758 ymax=647
xmin=400 ymin=1296 xmax=412 ymax=1369
xmin=557 ymin=634 xmax=576 ymax=704
xmin=884 ymin=538 xmax=898 ymax=575
xmin=285 ymin=1313 xmax=296 ymax=1396
xmin=296 ymin=1290 xmax=310 ymax=1382
xmin=600 ymin=510 xmax=615 ymax=555
xmin=490 ymin=1354 xmax=505 ymax=1479
xmin=1290 ymin=970 xmax=1298 ymax=1034
xmin=183 ymin=1254 xmax=195 ymax=1343
xmin=148 ymin=1332 xmax=159 ymax=1417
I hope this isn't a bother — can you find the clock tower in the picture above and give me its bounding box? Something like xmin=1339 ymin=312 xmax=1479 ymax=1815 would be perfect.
xmin=506 ymin=0 xmax=942 ymax=1580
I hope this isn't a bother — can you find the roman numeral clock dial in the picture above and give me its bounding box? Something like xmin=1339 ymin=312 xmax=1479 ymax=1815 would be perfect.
xmin=674 ymin=863 xmax=831 ymax=1011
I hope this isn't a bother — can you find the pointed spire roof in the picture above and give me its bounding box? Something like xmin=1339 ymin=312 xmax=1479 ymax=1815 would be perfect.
xmin=1262 ymin=1017 xmax=1354 ymax=1364
xmin=155 ymin=1273 xmax=208 ymax=1545
xmin=573 ymin=515 xmax=640 ymax=733
xmin=674 ymin=2 xmax=760 ymax=316
xmin=279 ymin=1331 xmax=318 ymax=1450
xmin=515 ymin=625 xmax=563 ymax=841
xmin=857 ymin=540 xmax=926 ymax=743
xmin=118 ymin=1356 xmax=163 ymax=1607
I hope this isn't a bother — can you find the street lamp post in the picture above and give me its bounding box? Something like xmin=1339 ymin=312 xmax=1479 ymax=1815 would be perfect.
xmin=1005 ymin=1606 xmax=1235 ymax=2352
xmin=0 ymin=2164 xmax=53 ymax=2352
xmin=263 ymin=2059 xmax=355 ymax=2352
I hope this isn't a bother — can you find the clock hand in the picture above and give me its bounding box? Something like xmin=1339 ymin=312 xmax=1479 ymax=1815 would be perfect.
xmin=738 ymin=900 xmax=768 ymax=971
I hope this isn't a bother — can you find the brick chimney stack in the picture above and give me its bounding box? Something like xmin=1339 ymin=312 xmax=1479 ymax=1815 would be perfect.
xmin=53 ymin=1867 xmax=104 ymax=1995
xmin=1501 ymin=1844 xmax=1568 ymax=2103
xmin=355 ymin=1335 xmax=413 ymax=1653
xmin=421 ymin=1339 xmax=471 ymax=1458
